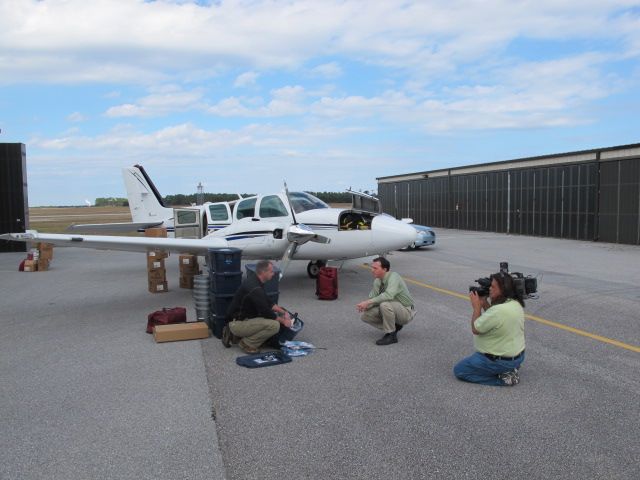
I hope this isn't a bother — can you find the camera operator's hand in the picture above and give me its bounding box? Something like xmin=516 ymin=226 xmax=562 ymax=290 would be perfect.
xmin=469 ymin=291 xmax=490 ymax=311
xmin=469 ymin=291 xmax=483 ymax=310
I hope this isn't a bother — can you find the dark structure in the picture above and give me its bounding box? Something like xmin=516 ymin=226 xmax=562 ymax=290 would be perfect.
xmin=0 ymin=143 xmax=28 ymax=252
xmin=378 ymin=143 xmax=640 ymax=245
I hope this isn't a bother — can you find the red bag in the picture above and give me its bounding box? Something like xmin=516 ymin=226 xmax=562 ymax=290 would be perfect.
xmin=146 ymin=307 xmax=187 ymax=334
xmin=316 ymin=266 xmax=338 ymax=300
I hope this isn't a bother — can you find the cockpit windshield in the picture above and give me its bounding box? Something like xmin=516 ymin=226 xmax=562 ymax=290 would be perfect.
xmin=289 ymin=192 xmax=329 ymax=213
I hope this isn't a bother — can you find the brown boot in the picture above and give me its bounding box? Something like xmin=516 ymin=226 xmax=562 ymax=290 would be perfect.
xmin=239 ymin=340 xmax=259 ymax=354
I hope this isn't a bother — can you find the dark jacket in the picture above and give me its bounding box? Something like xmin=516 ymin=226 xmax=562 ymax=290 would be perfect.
xmin=225 ymin=275 xmax=276 ymax=322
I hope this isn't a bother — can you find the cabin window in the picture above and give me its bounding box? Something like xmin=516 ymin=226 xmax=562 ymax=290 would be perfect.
xmin=259 ymin=195 xmax=289 ymax=218
xmin=208 ymin=204 xmax=229 ymax=221
xmin=289 ymin=192 xmax=329 ymax=213
xmin=176 ymin=210 xmax=198 ymax=225
xmin=236 ymin=198 xmax=257 ymax=219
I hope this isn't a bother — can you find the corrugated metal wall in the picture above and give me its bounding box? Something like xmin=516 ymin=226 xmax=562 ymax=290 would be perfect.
xmin=598 ymin=159 xmax=640 ymax=244
xmin=379 ymin=156 xmax=640 ymax=245
xmin=0 ymin=143 xmax=28 ymax=252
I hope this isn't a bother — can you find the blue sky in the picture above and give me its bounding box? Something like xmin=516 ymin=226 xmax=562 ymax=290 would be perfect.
xmin=1 ymin=0 xmax=639 ymax=206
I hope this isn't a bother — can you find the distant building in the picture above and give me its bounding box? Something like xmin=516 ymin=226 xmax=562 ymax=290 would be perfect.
xmin=377 ymin=143 xmax=640 ymax=245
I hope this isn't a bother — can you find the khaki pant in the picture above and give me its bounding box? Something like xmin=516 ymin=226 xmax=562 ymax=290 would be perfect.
xmin=361 ymin=301 xmax=415 ymax=334
xmin=229 ymin=317 xmax=280 ymax=349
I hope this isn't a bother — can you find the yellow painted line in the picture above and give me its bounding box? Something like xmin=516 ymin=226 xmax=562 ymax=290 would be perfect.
xmin=359 ymin=265 xmax=640 ymax=353
xmin=522 ymin=313 xmax=640 ymax=353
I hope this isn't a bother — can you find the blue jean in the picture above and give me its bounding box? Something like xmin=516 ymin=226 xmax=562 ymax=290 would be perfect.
xmin=453 ymin=351 xmax=525 ymax=386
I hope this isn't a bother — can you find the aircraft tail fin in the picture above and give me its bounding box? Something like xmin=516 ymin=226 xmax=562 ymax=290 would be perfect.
xmin=122 ymin=165 xmax=173 ymax=224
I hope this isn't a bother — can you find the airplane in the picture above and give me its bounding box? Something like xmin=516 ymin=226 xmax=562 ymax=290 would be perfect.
xmin=1 ymin=165 xmax=418 ymax=278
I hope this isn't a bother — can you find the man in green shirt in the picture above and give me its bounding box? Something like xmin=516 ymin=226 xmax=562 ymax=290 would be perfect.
xmin=356 ymin=257 xmax=416 ymax=345
xmin=454 ymin=271 xmax=526 ymax=386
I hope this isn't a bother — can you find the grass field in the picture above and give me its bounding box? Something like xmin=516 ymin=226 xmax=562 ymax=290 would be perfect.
xmin=29 ymin=206 xmax=132 ymax=233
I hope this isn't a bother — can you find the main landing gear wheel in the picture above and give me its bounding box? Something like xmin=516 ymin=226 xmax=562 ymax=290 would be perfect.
xmin=307 ymin=260 xmax=326 ymax=278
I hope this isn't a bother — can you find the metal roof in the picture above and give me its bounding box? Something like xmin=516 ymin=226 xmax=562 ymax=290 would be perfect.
xmin=377 ymin=142 xmax=640 ymax=183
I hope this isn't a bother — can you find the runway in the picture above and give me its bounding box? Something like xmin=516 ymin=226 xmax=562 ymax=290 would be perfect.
xmin=1 ymin=229 xmax=639 ymax=479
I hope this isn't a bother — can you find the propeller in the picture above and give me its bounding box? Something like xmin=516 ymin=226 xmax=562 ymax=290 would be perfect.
xmin=278 ymin=182 xmax=330 ymax=278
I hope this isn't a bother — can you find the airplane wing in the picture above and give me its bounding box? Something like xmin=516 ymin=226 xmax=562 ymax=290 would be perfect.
xmin=66 ymin=222 xmax=164 ymax=233
xmin=0 ymin=231 xmax=227 ymax=255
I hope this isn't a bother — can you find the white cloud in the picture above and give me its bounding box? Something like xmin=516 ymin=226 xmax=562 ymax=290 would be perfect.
xmin=310 ymin=62 xmax=342 ymax=79
xmin=208 ymin=85 xmax=307 ymax=117
xmin=234 ymin=71 xmax=259 ymax=88
xmin=67 ymin=112 xmax=87 ymax=123
xmin=1 ymin=1 xmax=638 ymax=85
xmin=105 ymin=86 xmax=205 ymax=117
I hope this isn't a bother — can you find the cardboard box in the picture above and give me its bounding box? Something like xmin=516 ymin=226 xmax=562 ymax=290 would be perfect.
xmin=179 ymin=274 xmax=195 ymax=289
xmin=23 ymin=259 xmax=37 ymax=272
xmin=144 ymin=227 xmax=168 ymax=238
xmin=147 ymin=257 xmax=165 ymax=271
xmin=153 ymin=322 xmax=210 ymax=343
xmin=38 ymin=243 xmax=54 ymax=260
xmin=147 ymin=267 xmax=167 ymax=282
xmin=147 ymin=250 xmax=169 ymax=260
xmin=148 ymin=280 xmax=168 ymax=293
xmin=179 ymin=254 xmax=199 ymax=274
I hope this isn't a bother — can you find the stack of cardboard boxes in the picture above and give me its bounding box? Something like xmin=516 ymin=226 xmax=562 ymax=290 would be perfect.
xmin=145 ymin=227 xmax=169 ymax=293
xmin=179 ymin=254 xmax=199 ymax=289
xmin=22 ymin=243 xmax=54 ymax=272
xmin=37 ymin=242 xmax=53 ymax=271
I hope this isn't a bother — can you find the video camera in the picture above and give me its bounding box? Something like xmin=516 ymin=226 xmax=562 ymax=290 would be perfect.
xmin=469 ymin=262 xmax=538 ymax=299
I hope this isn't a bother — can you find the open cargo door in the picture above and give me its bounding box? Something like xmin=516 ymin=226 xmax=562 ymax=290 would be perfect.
xmin=174 ymin=207 xmax=203 ymax=239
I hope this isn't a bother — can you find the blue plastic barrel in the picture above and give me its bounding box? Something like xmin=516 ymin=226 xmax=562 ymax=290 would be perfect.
xmin=207 ymin=247 xmax=242 ymax=273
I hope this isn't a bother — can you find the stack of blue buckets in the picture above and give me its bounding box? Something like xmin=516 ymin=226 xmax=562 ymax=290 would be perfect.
xmin=207 ymin=247 xmax=243 ymax=338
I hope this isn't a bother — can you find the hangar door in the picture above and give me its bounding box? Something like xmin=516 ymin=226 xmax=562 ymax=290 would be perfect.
xmin=380 ymin=162 xmax=599 ymax=241
xmin=0 ymin=143 xmax=28 ymax=253
xmin=598 ymin=158 xmax=640 ymax=245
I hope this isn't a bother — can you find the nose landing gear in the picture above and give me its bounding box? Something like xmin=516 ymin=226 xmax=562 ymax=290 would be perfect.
xmin=306 ymin=260 xmax=326 ymax=278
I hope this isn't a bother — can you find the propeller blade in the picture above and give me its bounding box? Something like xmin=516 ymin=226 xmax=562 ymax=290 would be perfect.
xmin=279 ymin=242 xmax=298 ymax=279
xmin=284 ymin=180 xmax=298 ymax=225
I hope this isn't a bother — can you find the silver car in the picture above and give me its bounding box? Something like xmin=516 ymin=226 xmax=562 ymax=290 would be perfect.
xmin=404 ymin=224 xmax=436 ymax=250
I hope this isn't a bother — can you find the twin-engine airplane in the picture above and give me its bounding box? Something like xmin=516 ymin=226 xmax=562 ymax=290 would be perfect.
xmin=1 ymin=165 xmax=417 ymax=278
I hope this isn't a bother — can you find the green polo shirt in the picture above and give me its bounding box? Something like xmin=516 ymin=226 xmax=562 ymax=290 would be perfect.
xmin=368 ymin=271 xmax=414 ymax=308
xmin=473 ymin=299 xmax=525 ymax=357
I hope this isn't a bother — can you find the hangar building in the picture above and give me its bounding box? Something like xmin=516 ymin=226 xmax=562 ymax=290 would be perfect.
xmin=377 ymin=143 xmax=640 ymax=246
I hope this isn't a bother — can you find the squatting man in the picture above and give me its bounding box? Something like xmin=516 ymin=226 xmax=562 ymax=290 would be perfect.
xmin=356 ymin=256 xmax=416 ymax=345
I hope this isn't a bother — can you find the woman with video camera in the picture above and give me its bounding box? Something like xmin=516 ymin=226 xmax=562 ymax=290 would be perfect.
xmin=453 ymin=272 xmax=525 ymax=386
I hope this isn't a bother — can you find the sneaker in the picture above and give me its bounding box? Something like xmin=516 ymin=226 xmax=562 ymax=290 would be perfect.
xmin=499 ymin=369 xmax=520 ymax=386
xmin=375 ymin=332 xmax=398 ymax=346
xmin=239 ymin=340 xmax=259 ymax=354
xmin=395 ymin=323 xmax=404 ymax=333
xmin=221 ymin=325 xmax=232 ymax=348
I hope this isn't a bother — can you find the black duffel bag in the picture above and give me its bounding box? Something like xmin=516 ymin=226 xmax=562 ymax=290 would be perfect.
xmin=266 ymin=312 xmax=304 ymax=348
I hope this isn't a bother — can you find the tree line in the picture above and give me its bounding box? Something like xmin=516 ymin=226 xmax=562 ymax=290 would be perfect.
xmin=95 ymin=191 xmax=362 ymax=207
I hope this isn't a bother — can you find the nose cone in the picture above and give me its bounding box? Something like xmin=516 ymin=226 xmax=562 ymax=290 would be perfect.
xmin=371 ymin=215 xmax=417 ymax=252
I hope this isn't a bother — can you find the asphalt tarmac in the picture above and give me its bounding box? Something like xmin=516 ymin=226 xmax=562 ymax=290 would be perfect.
xmin=1 ymin=229 xmax=639 ymax=479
